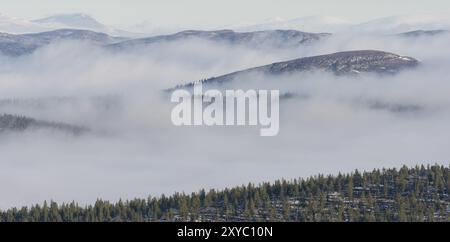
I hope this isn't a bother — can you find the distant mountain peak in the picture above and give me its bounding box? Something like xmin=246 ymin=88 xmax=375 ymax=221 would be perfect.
xmin=0 ymin=13 xmax=50 ymax=34
xmin=31 ymin=13 xmax=134 ymax=37
xmin=33 ymin=13 xmax=104 ymax=30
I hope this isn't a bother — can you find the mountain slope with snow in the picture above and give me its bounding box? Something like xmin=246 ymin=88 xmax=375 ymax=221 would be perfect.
xmin=175 ymin=50 xmax=419 ymax=88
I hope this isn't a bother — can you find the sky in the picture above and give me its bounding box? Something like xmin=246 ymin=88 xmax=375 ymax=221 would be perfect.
xmin=1 ymin=0 xmax=450 ymax=28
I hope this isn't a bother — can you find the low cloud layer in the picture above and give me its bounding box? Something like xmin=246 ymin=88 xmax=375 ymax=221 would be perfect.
xmin=0 ymin=32 xmax=449 ymax=208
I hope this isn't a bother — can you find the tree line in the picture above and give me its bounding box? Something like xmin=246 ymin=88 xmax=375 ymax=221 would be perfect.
xmin=1 ymin=164 xmax=448 ymax=222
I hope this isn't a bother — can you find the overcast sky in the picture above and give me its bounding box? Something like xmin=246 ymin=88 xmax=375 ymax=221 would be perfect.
xmin=2 ymin=0 xmax=450 ymax=28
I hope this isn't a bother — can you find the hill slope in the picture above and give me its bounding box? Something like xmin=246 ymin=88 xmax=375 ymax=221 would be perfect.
xmin=0 ymin=29 xmax=125 ymax=56
xmin=1 ymin=165 xmax=447 ymax=222
xmin=175 ymin=50 xmax=419 ymax=89
xmin=108 ymin=29 xmax=330 ymax=50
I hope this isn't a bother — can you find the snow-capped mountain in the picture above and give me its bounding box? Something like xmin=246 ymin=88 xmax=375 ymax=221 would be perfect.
xmin=231 ymin=14 xmax=450 ymax=34
xmin=32 ymin=13 xmax=132 ymax=36
xmin=0 ymin=13 xmax=51 ymax=34
xmin=350 ymin=14 xmax=450 ymax=34
xmin=0 ymin=13 xmax=134 ymax=36
xmin=33 ymin=13 xmax=105 ymax=30
xmin=232 ymin=16 xmax=352 ymax=33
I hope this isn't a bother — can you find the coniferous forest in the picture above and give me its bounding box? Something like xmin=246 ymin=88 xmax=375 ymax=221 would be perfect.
xmin=1 ymin=165 xmax=448 ymax=222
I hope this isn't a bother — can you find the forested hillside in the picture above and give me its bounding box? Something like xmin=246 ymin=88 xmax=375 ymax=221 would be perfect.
xmin=1 ymin=165 xmax=448 ymax=222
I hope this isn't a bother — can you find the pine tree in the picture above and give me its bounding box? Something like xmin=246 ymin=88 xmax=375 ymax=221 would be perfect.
xmin=0 ymin=165 xmax=448 ymax=222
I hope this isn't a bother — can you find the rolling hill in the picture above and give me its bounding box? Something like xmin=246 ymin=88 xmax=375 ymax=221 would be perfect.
xmin=175 ymin=50 xmax=419 ymax=89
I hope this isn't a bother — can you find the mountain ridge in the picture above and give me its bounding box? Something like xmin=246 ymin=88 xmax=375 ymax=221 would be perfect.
xmin=174 ymin=50 xmax=419 ymax=89
xmin=0 ymin=29 xmax=126 ymax=56
xmin=108 ymin=29 xmax=330 ymax=50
